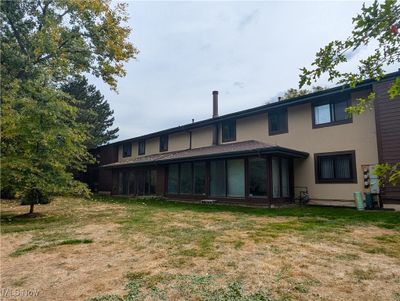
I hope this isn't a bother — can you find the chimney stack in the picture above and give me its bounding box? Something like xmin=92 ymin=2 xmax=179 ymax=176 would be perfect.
xmin=212 ymin=91 xmax=219 ymax=118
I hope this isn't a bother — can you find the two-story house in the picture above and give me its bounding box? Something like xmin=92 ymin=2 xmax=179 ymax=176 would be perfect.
xmin=86 ymin=71 xmax=400 ymax=206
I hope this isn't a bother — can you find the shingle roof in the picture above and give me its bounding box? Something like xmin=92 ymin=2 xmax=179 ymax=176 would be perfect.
xmin=101 ymin=140 xmax=309 ymax=168
xmin=96 ymin=70 xmax=400 ymax=150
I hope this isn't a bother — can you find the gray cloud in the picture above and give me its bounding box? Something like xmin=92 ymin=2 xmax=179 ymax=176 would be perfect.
xmin=88 ymin=1 xmax=388 ymax=142
xmin=238 ymin=9 xmax=259 ymax=30
xmin=233 ymin=81 xmax=245 ymax=89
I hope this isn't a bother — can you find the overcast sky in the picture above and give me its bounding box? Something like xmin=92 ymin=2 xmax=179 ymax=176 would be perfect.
xmin=89 ymin=1 xmax=390 ymax=142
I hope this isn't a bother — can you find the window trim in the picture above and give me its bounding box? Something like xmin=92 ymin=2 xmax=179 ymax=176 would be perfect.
xmin=138 ymin=140 xmax=145 ymax=155
xmin=221 ymin=119 xmax=236 ymax=143
xmin=312 ymin=98 xmax=352 ymax=129
xmin=314 ymin=150 xmax=357 ymax=184
xmin=122 ymin=143 xmax=132 ymax=157
xmin=268 ymin=108 xmax=288 ymax=136
xmin=159 ymin=134 xmax=169 ymax=152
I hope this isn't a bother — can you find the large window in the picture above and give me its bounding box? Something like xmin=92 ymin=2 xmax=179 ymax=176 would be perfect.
xmin=193 ymin=162 xmax=206 ymax=195
xmin=167 ymin=164 xmax=179 ymax=193
xmin=222 ymin=120 xmax=236 ymax=142
xmin=313 ymin=99 xmax=351 ymax=127
xmin=268 ymin=109 xmax=288 ymax=135
xmin=210 ymin=160 xmax=226 ymax=196
xmin=227 ymin=159 xmax=245 ymax=197
xmin=272 ymin=157 xmax=290 ymax=198
xmin=138 ymin=140 xmax=145 ymax=155
xmin=165 ymin=157 xmax=291 ymax=199
xmin=122 ymin=143 xmax=132 ymax=157
xmin=248 ymin=157 xmax=267 ymax=197
xmin=167 ymin=162 xmax=206 ymax=195
xmin=315 ymin=151 xmax=357 ymax=183
xmin=160 ymin=135 xmax=168 ymax=152
xmin=179 ymin=163 xmax=193 ymax=194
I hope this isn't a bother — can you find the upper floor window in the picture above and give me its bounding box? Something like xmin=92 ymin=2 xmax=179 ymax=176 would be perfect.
xmin=138 ymin=140 xmax=145 ymax=155
xmin=313 ymin=98 xmax=351 ymax=128
xmin=268 ymin=108 xmax=288 ymax=135
xmin=160 ymin=134 xmax=168 ymax=152
xmin=222 ymin=119 xmax=236 ymax=142
xmin=314 ymin=151 xmax=357 ymax=183
xmin=122 ymin=143 xmax=132 ymax=157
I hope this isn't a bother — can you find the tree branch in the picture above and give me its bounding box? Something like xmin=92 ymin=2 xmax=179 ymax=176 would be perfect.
xmin=38 ymin=0 xmax=53 ymax=32
xmin=5 ymin=13 xmax=28 ymax=57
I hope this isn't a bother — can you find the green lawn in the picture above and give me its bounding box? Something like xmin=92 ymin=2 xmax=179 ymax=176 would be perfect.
xmin=1 ymin=196 xmax=400 ymax=301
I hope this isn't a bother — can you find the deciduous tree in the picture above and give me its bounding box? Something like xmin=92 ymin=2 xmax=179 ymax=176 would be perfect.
xmin=1 ymin=0 xmax=137 ymax=213
xmin=280 ymin=86 xmax=325 ymax=100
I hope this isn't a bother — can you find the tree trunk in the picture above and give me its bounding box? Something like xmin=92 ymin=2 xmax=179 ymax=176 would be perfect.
xmin=29 ymin=203 xmax=34 ymax=214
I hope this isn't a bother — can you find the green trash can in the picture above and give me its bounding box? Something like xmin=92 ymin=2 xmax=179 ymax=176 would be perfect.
xmin=365 ymin=193 xmax=373 ymax=209
xmin=354 ymin=192 xmax=364 ymax=211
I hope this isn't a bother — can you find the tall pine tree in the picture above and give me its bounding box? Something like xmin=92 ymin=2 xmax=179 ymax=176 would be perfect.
xmin=62 ymin=77 xmax=119 ymax=149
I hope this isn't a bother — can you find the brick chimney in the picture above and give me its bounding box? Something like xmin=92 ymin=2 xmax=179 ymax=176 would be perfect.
xmin=212 ymin=91 xmax=218 ymax=118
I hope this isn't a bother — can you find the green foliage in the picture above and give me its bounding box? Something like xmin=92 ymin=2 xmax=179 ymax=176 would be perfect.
xmin=374 ymin=162 xmax=400 ymax=186
xmin=20 ymin=188 xmax=51 ymax=206
xmin=61 ymin=76 xmax=119 ymax=148
xmin=1 ymin=79 xmax=93 ymax=206
xmin=1 ymin=0 xmax=138 ymax=90
xmin=299 ymin=0 xmax=400 ymax=185
xmin=88 ymin=275 xmax=275 ymax=301
xmin=1 ymin=0 xmax=136 ymax=210
xmin=388 ymin=77 xmax=400 ymax=98
xmin=280 ymin=86 xmax=325 ymax=100
xmin=345 ymin=92 xmax=376 ymax=115
xmin=10 ymin=238 xmax=93 ymax=257
xmin=299 ymin=0 xmax=399 ymax=92
xmin=1 ymin=186 xmax=16 ymax=199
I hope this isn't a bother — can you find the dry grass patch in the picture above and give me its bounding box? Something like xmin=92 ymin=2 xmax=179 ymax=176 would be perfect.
xmin=1 ymin=196 xmax=400 ymax=301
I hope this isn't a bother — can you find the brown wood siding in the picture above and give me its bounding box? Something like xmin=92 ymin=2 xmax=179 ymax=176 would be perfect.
xmin=85 ymin=144 xmax=118 ymax=192
xmin=374 ymin=80 xmax=400 ymax=203
xmin=98 ymin=169 xmax=113 ymax=192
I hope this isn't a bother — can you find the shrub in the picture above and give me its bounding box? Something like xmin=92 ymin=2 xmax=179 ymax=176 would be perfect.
xmin=20 ymin=188 xmax=51 ymax=206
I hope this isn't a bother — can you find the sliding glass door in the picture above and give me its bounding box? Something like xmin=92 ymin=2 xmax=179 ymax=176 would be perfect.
xmin=248 ymin=157 xmax=268 ymax=197
xmin=227 ymin=159 xmax=245 ymax=197
xmin=210 ymin=160 xmax=226 ymax=197
xmin=165 ymin=156 xmax=291 ymax=200
xmin=272 ymin=157 xmax=291 ymax=198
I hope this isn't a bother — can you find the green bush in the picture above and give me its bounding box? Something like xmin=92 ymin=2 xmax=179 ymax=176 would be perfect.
xmin=20 ymin=189 xmax=51 ymax=206
xmin=1 ymin=186 xmax=16 ymax=199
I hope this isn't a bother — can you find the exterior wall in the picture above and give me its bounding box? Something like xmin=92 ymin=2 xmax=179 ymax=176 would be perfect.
xmin=85 ymin=144 xmax=118 ymax=192
xmin=374 ymin=80 xmax=400 ymax=203
xmin=111 ymin=88 xmax=384 ymax=202
xmin=169 ymin=132 xmax=190 ymax=151
xmin=191 ymin=126 xmax=214 ymax=149
xmin=146 ymin=137 xmax=160 ymax=155
xmin=117 ymin=126 xmax=214 ymax=162
xmin=118 ymin=141 xmax=138 ymax=163
xmin=234 ymin=90 xmax=379 ymax=201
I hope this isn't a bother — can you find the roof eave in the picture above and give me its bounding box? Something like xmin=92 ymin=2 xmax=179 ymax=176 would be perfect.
xmin=100 ymin=146 xmax=309 ymax=169
xmin=97 ymin=70 xmax=400 ymax=149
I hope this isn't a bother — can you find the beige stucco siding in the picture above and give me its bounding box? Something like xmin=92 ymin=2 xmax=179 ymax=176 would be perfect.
xmin=191 ymin=126 xmax=213 ymax=149
xmin=118 ymin=142 xmax=138 ymax=163
xmin=145 ymin=137 xmax=160 ymax=155
xmin=115 ymin=90 xmax=378 ymax=201
xmin=117 ymin=127 xmax=213 ymax=162
xmin=168 ymin=132 xmax=190 ymax=151
xmin=234 ymin=91 xmax=379 ymax=201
